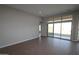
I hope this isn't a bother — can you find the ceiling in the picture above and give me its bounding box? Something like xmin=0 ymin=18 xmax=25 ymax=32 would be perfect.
xmin=6 ymin=4 xmax=79 ymax=17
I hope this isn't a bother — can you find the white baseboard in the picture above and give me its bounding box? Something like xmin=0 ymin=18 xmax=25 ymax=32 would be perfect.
xmin=0 ymin=36 xmax=38 ymax=48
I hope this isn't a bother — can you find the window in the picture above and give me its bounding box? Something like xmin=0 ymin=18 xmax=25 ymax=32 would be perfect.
xmin=61 ymin=22 xmax=72 ymax=39
xmin=48 ymin=24 xmax=53 ymax=36
xmin=54 ymin=23 xmax=61 ymax=38
xmin=47 ymin=15 xmax=72 ymax=40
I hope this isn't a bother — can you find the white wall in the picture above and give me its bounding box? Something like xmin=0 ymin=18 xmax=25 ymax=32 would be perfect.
xmin=0 ymin=5 xmax=41 ymax=48
xmin=71 ymin=14 xmax=78 ymax=41
xmin=71 ymin=13 xmax=79 ymax=41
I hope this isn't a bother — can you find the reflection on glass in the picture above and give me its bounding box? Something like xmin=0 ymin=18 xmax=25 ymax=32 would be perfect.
xmin=48 ymin=24 xmax=53 ymax=36
xmin=61 ymin=22 xmax=72 ymax=39
xmin=54 ymin=23 xmax=61 ymax=37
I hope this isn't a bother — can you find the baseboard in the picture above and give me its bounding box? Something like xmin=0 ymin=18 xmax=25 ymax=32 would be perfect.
xmin=0 ymin=36 xmax=38 ymax=48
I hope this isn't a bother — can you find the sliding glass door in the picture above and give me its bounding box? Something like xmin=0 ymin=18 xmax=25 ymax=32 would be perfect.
xmin=48 ymin=22 xmax=72 ymax=39
xmin=47 ymin=15 xmax=72 ymax=40
xmin=61 ymin=22 xmax=72 ymax=39
xmin=54 ymin=23 xmax=61 ymax=38
xmin=48 ymin=24 xmax=53 ymax=36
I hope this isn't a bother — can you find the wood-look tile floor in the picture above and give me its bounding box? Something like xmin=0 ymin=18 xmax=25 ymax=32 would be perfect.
xmin=0 ymin=37 xmax=79 ymax=55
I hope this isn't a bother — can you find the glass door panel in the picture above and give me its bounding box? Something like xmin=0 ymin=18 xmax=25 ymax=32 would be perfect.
xmin=48 ymin=24 xmax=53 ymax=36
xmin=61 ymin=22 xmax=72 ymax=39
xmin=54 ymin=23 xmax=61 ymax=38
